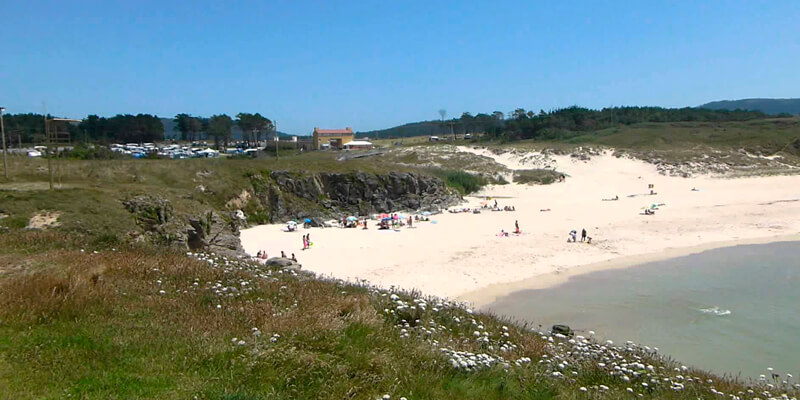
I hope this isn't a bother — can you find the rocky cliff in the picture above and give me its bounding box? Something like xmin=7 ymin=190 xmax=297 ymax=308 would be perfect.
xmin=245 ymin=171 xmax=460 ymax=223
xmin=122 ymin=171 xmax=458 ymax=257
xmin=123 ymin=195 xmax=244 ymax=257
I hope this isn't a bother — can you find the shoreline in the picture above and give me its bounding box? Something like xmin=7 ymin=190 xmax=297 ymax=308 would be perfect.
xmin=457 ymin=233 xmax=800 ymax=308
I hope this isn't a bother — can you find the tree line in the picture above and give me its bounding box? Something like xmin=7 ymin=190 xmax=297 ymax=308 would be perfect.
xmin=173 ymin=113 xmax=274 ymax=148
xmin=360 ymin=106 xmax=773 ymax=140
xmin=0 ymin=112 xmax=274 ymax=147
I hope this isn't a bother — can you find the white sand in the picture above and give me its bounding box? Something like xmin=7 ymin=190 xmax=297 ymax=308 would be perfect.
xmin=240 ymin=147 xmax=800 ymax=305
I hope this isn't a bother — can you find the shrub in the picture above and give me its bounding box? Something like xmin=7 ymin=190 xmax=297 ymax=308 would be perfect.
xmin=513 ymin=169 xmax=562 ymax=185
xmin=430 ymin=169 xmax=487 ymax=194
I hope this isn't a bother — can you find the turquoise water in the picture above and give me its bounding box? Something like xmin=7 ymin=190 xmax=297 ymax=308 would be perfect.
xmin=485 ymin=241 xmax=800 ymax=380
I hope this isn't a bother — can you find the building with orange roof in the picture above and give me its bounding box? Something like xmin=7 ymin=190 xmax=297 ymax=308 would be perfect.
xmin=312 ymin=127 xmax=354 ymax=150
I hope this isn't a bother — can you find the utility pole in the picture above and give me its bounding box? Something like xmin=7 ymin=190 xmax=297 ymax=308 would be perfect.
xmin=45 ymin=115 xmax=54 ymax=190
xmin=1 ymin=107 xmax=7 ymax=179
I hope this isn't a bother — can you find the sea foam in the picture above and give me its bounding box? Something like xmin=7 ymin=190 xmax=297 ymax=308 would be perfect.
xmin=699 ymin=306 xmax=732 ymax=316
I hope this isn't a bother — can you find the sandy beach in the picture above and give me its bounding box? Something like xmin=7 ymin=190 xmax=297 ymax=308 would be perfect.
xmin=241 ymin=147 xmax=800 ymax=305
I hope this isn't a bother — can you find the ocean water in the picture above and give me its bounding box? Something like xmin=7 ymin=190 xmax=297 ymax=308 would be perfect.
xmin=485 ymin=241 xmax=800 ymax=380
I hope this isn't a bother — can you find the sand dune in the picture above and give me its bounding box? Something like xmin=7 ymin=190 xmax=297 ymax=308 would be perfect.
xmin=241 ymin=147 xmax=800 ymax=305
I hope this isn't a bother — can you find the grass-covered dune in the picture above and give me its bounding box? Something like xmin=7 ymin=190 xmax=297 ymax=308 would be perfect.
xmin=3 ymin=230 xmax=795 ymax=399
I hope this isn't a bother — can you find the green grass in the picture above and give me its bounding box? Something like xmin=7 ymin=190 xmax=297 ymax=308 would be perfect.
xmin=512 ymin=169 xmax=563 ymax=185
xmin=0 ymin=231 xmax=790 ymax=399
xmin=429 ymin=169 xmax=487 ymax=194
xmin=3 ymin=124 xmax=800 ymax=398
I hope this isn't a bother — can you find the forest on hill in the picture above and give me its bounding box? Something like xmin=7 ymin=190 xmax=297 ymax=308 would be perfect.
xmin=700 ymin=98 xmax=800 ymax=115
xmin=359 ymin=106 xmax=772 ymax=141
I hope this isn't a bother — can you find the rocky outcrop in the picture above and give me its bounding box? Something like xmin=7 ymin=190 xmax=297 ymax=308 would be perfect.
xmin=124 ymin=195 xmax=243 ymax=257
xmin=264 ymin=257 xmax=302 ymax=270
xmin=248 ymin=171 xmax=459 ymax=223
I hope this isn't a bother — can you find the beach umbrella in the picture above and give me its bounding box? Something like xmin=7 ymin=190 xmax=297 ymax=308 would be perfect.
xmin=286 ymin=220 xmax=297 ymax=225
xmin=346 ymin=216 xmax=358 ymax=221
xmin=304 ymin=218 xmax=312 ymax=223
xmin=379 ymin=213 xmax=390 ymax=219
xmin=381 ymin=217 xmax=392 ymax=221
xmin=421 ymin=211 xmax=432 ymax=216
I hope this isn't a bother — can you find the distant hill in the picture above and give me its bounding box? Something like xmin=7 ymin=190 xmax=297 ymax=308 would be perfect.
xmin=700 ymin=98 xmax=800 ymax=115
xmin=357 ymin=120 xmax=450 ymax=139
xmin=159 ymin=118 xmax=300 ymax=140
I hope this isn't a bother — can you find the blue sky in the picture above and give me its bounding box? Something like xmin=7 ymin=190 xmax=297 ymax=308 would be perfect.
xmin=2 ymin=1 xmax=799 ymax=134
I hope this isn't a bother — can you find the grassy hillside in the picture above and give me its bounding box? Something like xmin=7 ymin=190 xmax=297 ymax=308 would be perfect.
xmin=3 ymin=230 xmax=792 ymax=399
xmin=3 ymin=126 xmax=800 ymax=398
xmin=701 ymin=98 xmax=800 ymax=115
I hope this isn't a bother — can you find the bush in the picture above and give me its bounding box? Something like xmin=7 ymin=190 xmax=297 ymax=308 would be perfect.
xmin=61 ymin=144 xmax=126 ymax=160
xmin=430 ymin=169 xmax=486 ymax=194
xmin=513 ymin=169 xmax=562 ymax=185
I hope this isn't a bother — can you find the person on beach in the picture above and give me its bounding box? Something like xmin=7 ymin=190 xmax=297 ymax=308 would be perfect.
xmin=515 ymin=220 xmax=520 ymax=234
xmin=581 ymin=228 xmax=587 ymax=242
xmin=494 ymin=199 xmax=498 ymax=208
xmin=569 ymin=230 xmax=577 ymax=242
xmin=408 ymin=216 xmax=413 ymax=227
xmin=302 ymin=235 xmax=308 ymax=250
xmin=291 ymin=253 xmax=297 ymax=262
xmin=281 ymin=251 xmax=286 ymax=258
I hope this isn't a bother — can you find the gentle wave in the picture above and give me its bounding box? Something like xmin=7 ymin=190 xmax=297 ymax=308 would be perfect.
xmin=699 ymin=306 xmax=732 ymax=316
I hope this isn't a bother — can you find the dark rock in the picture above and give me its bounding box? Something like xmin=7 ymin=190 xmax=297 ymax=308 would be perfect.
xmin=253 ymin=170 xmax=459 ymax=223
xmin=123 ymin=195 xmax=244 ymax=257
xmin=552 ymin=324 xmax=573 ymax=337
xmin=264 ymin=257 xmax=302 ymax=270
xmin=186 ymin=211 xmax=244 ymax=257
xmin=123 ymin=195 xmax=173 ymax=231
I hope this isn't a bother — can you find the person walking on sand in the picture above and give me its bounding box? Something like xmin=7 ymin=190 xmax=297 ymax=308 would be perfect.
xmin=515 ymin=220 xmax=520 ymax=234
xmin=302 ymin=235 xmax=307 ymax=250
xmin=581 ymin=228 xmax=587 ymax=242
